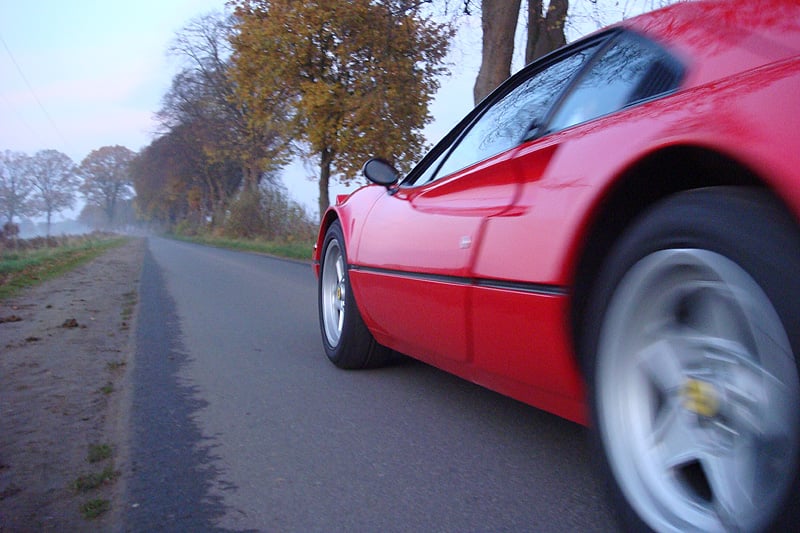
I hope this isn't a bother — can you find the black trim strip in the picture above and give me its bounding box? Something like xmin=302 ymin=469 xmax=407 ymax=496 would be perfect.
xmin=475 ymin=278 xmax=568 ymax=296
xmin=350 ymin=265 xmax=568 ymax=297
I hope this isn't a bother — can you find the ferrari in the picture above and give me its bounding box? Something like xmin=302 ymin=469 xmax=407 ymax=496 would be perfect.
xmin=313 ymin=1 xmax=800 ymax=531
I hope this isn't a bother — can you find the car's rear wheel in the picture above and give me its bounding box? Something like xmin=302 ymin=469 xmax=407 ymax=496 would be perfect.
xmin=584 ymin=188 xmax=800 ymax=532
xmin=319 ymin=221 xmax=393 ymax=369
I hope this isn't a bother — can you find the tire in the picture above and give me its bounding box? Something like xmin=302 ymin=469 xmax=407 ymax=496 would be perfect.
xmin=582 ymin=188 xmax=800 ymax=532
xmin=318 ymin=221 xmax=393 ymax=369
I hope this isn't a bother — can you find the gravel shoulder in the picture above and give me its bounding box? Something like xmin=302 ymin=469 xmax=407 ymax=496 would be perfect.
xmin=0 ymin=237 xmax=145 ymax=531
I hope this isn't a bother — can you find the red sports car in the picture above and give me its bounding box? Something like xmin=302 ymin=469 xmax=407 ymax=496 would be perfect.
xmin=313 ymin=1 xmax=800 ymax=530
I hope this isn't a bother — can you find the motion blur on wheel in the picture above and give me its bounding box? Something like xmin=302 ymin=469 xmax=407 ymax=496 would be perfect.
xmin=585 ymin=189 xmax=800 ymax=532
xmin=314 ymin=1 xmax=800 ymax=530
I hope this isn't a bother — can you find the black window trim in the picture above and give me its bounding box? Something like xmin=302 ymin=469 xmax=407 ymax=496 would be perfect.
xmin=400 ymin=30 xmax=618 ymax=188
xmin=620 ymin=30 xmax=685 ymax=107
xmin=535 ymin=29 xmax=686 ymax=138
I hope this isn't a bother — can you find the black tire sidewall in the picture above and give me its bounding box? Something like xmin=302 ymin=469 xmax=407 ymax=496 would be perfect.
xmin=582 ymin=187 xmax=800 ymax=532
xmin=319 ymin=222 xmax=350 ymax=363
xmin=318 ymin=221 xmax=386 ymax=369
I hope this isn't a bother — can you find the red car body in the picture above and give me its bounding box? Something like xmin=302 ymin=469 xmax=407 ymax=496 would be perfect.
xmin=314 ymin=1 xmax=800 ymax=529
xmin=314 ymin=0 xmax=800 ymax=425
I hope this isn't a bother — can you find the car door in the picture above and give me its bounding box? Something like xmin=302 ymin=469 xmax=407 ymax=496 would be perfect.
xmin=469 ymin=31 xmax=685 ymax=392
xmin=351 ymin=41 xmax=604 ymax=366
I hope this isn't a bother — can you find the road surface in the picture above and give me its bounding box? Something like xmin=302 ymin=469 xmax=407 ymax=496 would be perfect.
xmin=122 ymin=237 xmax=617 ymax=532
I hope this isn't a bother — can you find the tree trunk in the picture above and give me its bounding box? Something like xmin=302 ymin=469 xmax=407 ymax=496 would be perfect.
xmin=473 ymin=0 xmax=522 ymax=105
xmin=526 ymin=0 xmax=568 ymax=64
xmin=318 ymin=147 xmax=333 ymax=219
xmin=106 ymin=186 xmax=117 ymax=227
xmin=242 ymin=162 xmax=260 ymax=192
xmin=211 ymin=179 xmax=226 ymax=227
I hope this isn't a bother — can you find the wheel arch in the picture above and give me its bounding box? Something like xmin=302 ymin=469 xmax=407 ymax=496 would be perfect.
xmin=568 ymin=145 xmax=792 ymax=369
xmin=313 ymin=209 xmax=343 ymax=277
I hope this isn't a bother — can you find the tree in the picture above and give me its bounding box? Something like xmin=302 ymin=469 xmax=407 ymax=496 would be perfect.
xmin=131 ymin=122 xmax=241 ymax=229
xmin=526 ymin=0 xmax=568 ymax=63
xmin=230 ymin=0 xmax=453 ymax=216
xmin=27 ymin=149 xmax=79 ymax=236
xmin=473 ymin=0 xmax=522 ymax=104
xmin=0 ymin=150 xmax=34 ymax=225
xmin=473 ymin=0 xmax=567 ymax=103
xmin=78 ymin=203 xmax=108 ymax=231
xmin=79 ymin=145 xmax=135 ymax=227
xmin=159 ymin=12 xmax=287 ymax=193
xmin=472 ymin=0 xmax=680 ymax=104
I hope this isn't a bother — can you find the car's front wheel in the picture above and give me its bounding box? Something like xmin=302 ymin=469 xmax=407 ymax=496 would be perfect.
xmin=318 ymin=220 xmax=393 ymax=369
xmin=584 ymin=188 xmax=800 ymax=532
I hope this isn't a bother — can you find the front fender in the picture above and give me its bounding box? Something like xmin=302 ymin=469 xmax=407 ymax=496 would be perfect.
xmin=312 ymin=185 xmax=387 ymax=278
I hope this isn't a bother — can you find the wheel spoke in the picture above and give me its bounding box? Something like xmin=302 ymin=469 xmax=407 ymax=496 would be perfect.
xmin=595 ymin=246 xmax=800 ymax=532
xmin=702 ymin=446 xmax=758 ymax=530
xmin=720 ymin=368 xmax=767 ymax=438
xmin=637 ymin=337 xmax=686 ymax=394
xmin=335 ymin=255 xmax=344 ymax=284
xmin=693 ymin=331 xmax=797 ymax=442
xmin=648 ymin=403 xmax=698 ymax=471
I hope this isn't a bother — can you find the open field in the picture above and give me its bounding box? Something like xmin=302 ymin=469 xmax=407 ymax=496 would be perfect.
xmin=0 ymin=234 xmax=127 ymax=300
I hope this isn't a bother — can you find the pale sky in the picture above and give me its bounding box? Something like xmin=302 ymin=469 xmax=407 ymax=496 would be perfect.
xmin=0 ymin=1 xmax=489 ymax=218
xmin=0 ymin=1 xmax=652 ymax=219
xmin=0 ymin=1 xmax=228 ymax=160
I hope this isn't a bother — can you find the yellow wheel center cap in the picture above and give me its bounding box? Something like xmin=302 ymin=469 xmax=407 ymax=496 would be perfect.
xmin=683 ymin=379 xmax=720 ymax=417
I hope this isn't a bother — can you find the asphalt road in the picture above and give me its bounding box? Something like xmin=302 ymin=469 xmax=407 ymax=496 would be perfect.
xmin=122 ymin=236 xmax=618 ymax=532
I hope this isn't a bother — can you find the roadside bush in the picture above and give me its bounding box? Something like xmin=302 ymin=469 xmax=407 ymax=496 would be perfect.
xmin=222 ymin=185 xmax=316 ymax=242
xmin=261 ymin=185 xmax=317 ymax=242
xmin=1 ymin=222 xmax=20 ymax=247
xmin=173 ymin=218 xmax=200 ymax=237
xmin=224 ymin=190 xmax=265 ymax=239
xmin=1 ymin=232 xmax=117 ymax=255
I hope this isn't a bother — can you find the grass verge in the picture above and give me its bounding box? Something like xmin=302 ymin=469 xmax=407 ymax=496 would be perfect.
xmin=120 ymin=289 xmax=137 ymax=330
xmin=87 ymin=444 xmax=113 ymax=463
xmin=73 ymin=466 xmax=118 ymax=493
xmin=171 ymin=234 xmax=314 ymax=261
xmin=0 ymin=235 xmax=127 ymax=300
xmin=80 ymin=498 xmax=110 ymax=519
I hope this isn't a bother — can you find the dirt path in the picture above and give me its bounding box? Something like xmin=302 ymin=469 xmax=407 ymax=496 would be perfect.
xmin=0 ymin=237 xmax=145 ymax=531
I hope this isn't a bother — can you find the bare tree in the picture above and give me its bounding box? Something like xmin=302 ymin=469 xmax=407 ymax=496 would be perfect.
xmin=570 ymin=0 xmax=679 ymax=32
xmin=0 ymin=150 xmax=35 ymax=226
xmin=79 ymin=145 xmax=135 ymax=228
xmin=160 ymin=11 xmax=288 ymax=192
xmin=131 ymin=122 xmax=242 ymax=228
xmin=473 ymin=0 xmax=522 ymax=104
xmin=526 ymin=0 xmax=568 ymax=64
xmin=28 ymin=149 xmax=79 ymax=236
xmin=472 ymin=0 xmax=678 ymax=105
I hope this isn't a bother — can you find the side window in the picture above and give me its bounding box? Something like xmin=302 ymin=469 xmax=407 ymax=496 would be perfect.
xmin=547 ymin=34 xmax=683 ymax=132
xmin=425 ymin=43 xmax=601 ymax=182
